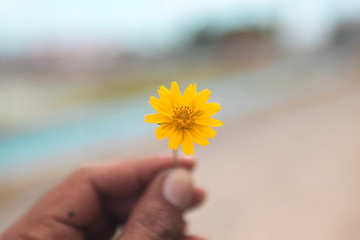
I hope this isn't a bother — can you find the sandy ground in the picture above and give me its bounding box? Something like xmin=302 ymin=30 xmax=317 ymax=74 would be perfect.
xmin=189 ymin=80 xmax=360 ymax=240
xmin=1 ymin=58 xmax=360 ymax=239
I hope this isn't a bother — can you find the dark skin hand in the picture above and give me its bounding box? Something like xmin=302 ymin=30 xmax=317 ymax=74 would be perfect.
xmin=1 ymin=156 xmax=206 ymax=240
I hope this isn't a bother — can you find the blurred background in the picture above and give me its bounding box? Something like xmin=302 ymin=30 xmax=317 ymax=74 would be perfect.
xmin=1 ymin=0 xmax=360 ymax=239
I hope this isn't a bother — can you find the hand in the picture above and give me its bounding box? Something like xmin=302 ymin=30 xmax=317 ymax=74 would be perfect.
xmin=1 ymin=156 xmax=206 ymax=240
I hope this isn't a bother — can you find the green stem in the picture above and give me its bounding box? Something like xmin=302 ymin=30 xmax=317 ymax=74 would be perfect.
xmin=173 ymin=149 xmax=178 ymax=166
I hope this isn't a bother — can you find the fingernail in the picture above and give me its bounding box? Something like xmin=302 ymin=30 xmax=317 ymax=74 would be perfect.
xmin=182 ymin=156 xmax=196 ymax=167
xmin=186 ymin=236 xmax=207 ymax=240
xmin=162 ymin=169 xmax=194 ymax=209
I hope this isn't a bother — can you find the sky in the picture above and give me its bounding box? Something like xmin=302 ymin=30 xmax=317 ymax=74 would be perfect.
xmin=0 ymin=0 xmax=360 ymax=55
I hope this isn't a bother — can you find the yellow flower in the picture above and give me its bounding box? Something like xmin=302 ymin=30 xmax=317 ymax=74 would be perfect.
xmin=144 ymin=81 xmax=223 ymax=155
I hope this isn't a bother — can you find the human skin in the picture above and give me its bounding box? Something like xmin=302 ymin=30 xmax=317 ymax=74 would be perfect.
xmin=1 ymin=156 xmax=206 ymax=240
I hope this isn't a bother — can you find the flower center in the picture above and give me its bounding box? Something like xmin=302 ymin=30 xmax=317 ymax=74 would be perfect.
xmin=172 ymin=106 xmax=194 ymax=129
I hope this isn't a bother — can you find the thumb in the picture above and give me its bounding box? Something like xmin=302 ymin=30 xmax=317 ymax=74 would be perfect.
xmin=120 ymin=168 xmax=194 ymax=240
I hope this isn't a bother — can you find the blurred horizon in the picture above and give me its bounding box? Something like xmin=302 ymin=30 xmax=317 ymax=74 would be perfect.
xmin=1 ymin=0 xmax=360 ymax=57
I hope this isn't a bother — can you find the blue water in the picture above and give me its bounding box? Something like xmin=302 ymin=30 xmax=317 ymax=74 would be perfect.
xmin=0 ymin=75 xmax=244 ymax=170
xmin=0 ymin=97 xmax=155 ymax=169
xmin=0 ymin=50 xmax=345 ymax=170
xmin=0 ymin=75 xmax=271 ymax=169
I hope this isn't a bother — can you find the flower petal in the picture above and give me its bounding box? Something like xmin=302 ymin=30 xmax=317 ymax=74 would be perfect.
xmin=193 ymin=124 xmax=217 ymax=139
xmin=149 ymin=96 xmax=172 ymax=116
xmin=158 ymin=85 xmax=170 ymax=102
xmin=189 ymin=127 xmax=210 ymax=146
xmin=181 ymin=130 xmax=194 ymax=155
xmin=194 ymin=89 xmax=211 ymax=112
xmin=169 ymin=128 xmax=183 ymax=151
xmin=170 ymin=81 xmax=182 ymax=107
xmin=144 ymin=113 xmax=171 ymax=124
xmin=196 ymin=103 xmax=221 ymax=117
xmin=195 ymin=117 xmax=223 ymax=127
xmin=155 ymin=123 xmax=175 ymax=140
xmin=183 ymin=83 xmax=197 ymax=106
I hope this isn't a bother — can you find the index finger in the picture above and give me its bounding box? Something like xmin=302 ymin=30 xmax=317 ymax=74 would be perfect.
xmin=85 ymin=155 xmax=195 ymax=198
xmin=4 ymin=156 xmax=196 ymax=235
